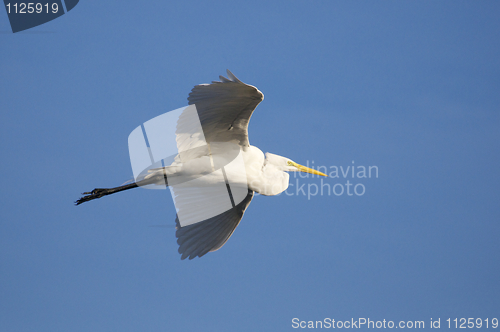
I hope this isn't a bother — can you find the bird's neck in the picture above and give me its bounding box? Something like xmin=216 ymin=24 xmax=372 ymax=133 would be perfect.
xmin=249 ymin=162 xmax=289 ymax=196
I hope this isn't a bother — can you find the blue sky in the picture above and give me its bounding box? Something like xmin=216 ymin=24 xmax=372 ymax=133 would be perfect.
xmin=1 ymin=1 xmax=499 ymax=331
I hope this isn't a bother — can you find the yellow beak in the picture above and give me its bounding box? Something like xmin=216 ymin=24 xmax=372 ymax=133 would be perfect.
xmin=293 ymin=162 xmax=328 ymax=177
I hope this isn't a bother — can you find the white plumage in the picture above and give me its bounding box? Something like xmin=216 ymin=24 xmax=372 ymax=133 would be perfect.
xmin=76 ymin=70 xmax=326 ymax=260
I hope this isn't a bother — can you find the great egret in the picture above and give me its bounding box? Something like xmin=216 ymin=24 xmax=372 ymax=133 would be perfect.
xmin=76 ymin=70 xmax=327 ymax=259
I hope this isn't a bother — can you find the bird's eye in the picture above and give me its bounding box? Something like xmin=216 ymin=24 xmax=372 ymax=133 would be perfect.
xmin=287 ymin=161 xmax=293 ymax=166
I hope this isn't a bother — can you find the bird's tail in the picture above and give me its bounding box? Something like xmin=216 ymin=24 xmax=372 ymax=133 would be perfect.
xmin=75 ymin=182 xmax=140 ymax=205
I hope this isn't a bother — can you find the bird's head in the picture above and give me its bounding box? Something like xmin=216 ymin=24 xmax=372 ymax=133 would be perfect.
xmin=264 ymin=153 xmax=327 ymax=177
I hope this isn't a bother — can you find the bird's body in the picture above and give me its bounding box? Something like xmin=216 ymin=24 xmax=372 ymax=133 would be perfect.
xmin=77 ymin=70 xmax=326 ymax=259
xmin=140 ymin=145 xmax=290 ymax=196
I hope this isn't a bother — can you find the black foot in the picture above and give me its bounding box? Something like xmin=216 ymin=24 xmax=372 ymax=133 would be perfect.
xmin=75 ymin=188 xmax=109 ymax=205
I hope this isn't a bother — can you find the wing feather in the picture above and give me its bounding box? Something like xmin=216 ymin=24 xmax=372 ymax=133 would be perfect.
xmin=175 ymin=190 xmax=254 ymax=260
xmin=188 ymin=70 xmax=263 ymax=147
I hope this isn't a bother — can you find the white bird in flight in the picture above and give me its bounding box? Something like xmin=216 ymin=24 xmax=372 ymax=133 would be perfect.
xmin=76 ymin=70 xmax=327 ymax=259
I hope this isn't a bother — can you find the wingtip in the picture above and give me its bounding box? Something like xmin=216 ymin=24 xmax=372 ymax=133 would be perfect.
xmin=219 ymin=75 xmax=231 ymax=83
xmin=226 ymin=69 xmax=242 ymax=83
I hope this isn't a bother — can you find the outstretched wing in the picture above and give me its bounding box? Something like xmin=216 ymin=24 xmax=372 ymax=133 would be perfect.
xmin=188 ymin=70 xmax=264 ymax=147
xmin=175 ymin=190 xmax=254 ymax=260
